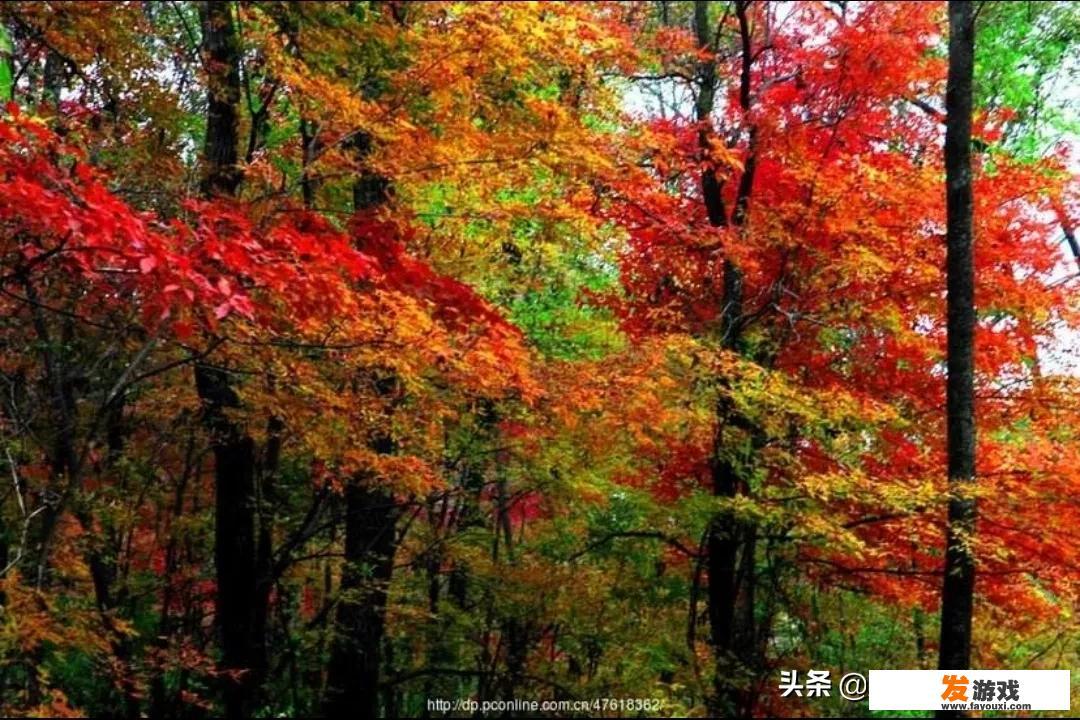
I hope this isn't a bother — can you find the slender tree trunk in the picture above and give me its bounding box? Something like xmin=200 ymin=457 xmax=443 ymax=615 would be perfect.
xmin=272 ymin=11 xmax=405 ymax=716
xmin=199 ymin=0 xmax=242 ymax=200
xmin=937 ymin=0 xmax=977 ymax=704
xmin=197 ymin=3 xmax=262 ymax=717
xmin=198 ymin=363 xmax=260 ymax=719
xmin=323 ymin=454 xmax=401 ymax=720
xmin=695 ymin=1 xmax=759 ymax=715
xmin=322 ymin=135 xmax=400 ymax=719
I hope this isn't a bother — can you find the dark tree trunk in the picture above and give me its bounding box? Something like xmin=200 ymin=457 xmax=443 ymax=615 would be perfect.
xmin=199 ymin=0 xmax=242 ymax=199
xmin=695 ymin=1 xmax=759 ymax=715
xmin=196 ymin=364 xmax=260 ymax=719
xmin=323 ymin=473 xmax=402 ymax=719
xmin=937 ymin=0 xmax=977 ymax=708
xmin=197 ymin=3 xmax=262 ymax=718
xmin=323 ymin=132 xmax=400 ymax=719
xmin=693 ymin=0 xmax=726 ymax=230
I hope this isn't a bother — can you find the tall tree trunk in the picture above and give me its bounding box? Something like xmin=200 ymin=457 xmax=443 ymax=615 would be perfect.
xmin=323 ymin=478 xmax=401 ymax=719
xmin=937 ymin=0 xmax=977 ymax=703
xmin=197 ymin=3 xmax=262 ymax=717
xmin=695 ymin=1 xmax=759 ymax=715
xmin=322 ymin=135 xmax=399 ymax=719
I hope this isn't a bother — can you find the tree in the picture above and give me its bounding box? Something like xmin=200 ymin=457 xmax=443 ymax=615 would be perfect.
xmin=194 ymin=4 xmax=264 ymax=718
xmin=937 ymin=0 xmax=977 ymax=689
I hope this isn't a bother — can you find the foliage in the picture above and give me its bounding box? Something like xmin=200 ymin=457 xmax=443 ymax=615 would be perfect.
xmin=0 ymin=2 xmax=1079 ymax=718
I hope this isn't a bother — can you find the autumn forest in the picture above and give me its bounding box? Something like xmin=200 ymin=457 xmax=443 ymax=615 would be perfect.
xmin=1 ymin=1 xmax=1080 ymax=718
